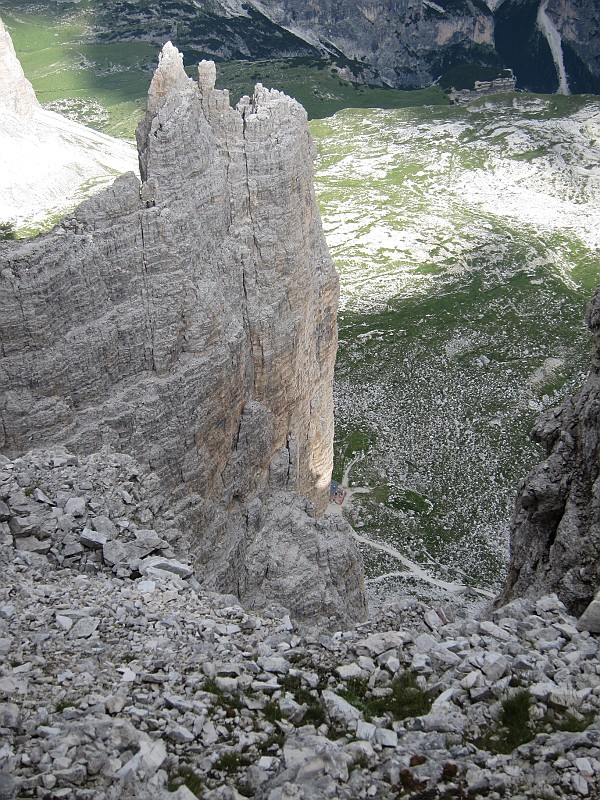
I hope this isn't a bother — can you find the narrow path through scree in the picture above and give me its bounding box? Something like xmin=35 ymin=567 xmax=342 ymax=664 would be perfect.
xmin=328 ymin=452 xmax=495 ymax=598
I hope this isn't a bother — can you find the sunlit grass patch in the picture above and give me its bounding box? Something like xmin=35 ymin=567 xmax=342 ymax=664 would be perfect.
xmin=316 ymin=99 xmax=599 ymax=597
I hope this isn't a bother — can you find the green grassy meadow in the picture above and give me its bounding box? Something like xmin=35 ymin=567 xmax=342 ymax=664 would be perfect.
xmin=316 ymin=97 xmax=600 ymax=601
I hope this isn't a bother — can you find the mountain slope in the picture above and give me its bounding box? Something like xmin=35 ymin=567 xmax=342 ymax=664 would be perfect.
xmin=0 ymin=17 xmax=137 ymax=235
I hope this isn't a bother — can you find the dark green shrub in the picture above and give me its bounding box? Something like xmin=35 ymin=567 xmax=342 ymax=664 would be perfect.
xmin=339 ymin=672 xmax=433 ymax=721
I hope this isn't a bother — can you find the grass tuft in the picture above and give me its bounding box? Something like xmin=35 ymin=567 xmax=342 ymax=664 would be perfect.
xmin=339 ymin=672 xmax=433 ymax=722
xmin=167 ymin=767 xmax=203 ymax=796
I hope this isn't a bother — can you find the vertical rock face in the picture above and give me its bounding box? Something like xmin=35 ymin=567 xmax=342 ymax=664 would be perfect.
xmin=0 ymin=44 xmax=366 ymax=624
xmin=500 ymin=289 xmax=600 ymax=617
xmin=252 ymin=0 xmax=496 ymax=87
xmin=0 ymin=18 xmax=38 ymax=117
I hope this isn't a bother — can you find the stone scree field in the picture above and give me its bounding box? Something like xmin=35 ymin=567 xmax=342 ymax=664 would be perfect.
xmin=1 ymin=448 xmax=600 ymax=800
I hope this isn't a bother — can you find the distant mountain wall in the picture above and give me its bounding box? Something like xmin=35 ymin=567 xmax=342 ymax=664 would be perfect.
xmin=257 ymin=0 xmax=600 ymax=91
xmin=250 ymin=0 xmax=498 ymax=87
xmin=72 ymin=0 xmax=600 ymax=92
xmin=494 ymin=0 xmax=600 ymax=94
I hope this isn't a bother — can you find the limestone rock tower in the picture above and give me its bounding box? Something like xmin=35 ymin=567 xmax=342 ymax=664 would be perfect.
xmin=0 ymin=43 xmax=366 ymax=623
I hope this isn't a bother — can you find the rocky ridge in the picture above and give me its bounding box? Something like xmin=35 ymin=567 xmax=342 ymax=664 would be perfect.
xmin=235 ymin=0 xmax=600 ymax=91
xmin=1 ymin=448 xmax=600 ymax=799
xmin=1 ymin=14 xmax=600 ymax=800
xmin=0 ymin=41 xmax=365 ymax=625
xmin=502 ymin=285 xmax=600 ymax=622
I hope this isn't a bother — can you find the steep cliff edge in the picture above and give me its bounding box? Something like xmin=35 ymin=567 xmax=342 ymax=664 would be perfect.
xmin=500 ymin=289 xmax=600 ymax=618
xmin=0 ymin=44 xmax=366 ymax=624
xmin=250 ymin=0 xmax=497 ymax=88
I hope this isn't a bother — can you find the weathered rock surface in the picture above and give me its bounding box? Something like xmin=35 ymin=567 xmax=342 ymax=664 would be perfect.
xmin=501 ymin=286 xmax=600 ymax=619
xmin=0 ymin=45 xmax=365 ymax=624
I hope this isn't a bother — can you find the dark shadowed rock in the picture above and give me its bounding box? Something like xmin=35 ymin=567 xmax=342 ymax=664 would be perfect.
xmin=500 ymin=285 xmax=600 ymax=616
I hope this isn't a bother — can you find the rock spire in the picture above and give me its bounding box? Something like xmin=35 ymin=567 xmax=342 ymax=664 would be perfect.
xmin=0 ymin=44 xmax=366 ymax=624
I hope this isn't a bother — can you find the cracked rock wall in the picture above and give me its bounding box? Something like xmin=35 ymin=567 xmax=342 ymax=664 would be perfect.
xmin=0 ymin=44 xmax=366 ymax=624
xmin=500 ymin=287 xmax=600 ymax=617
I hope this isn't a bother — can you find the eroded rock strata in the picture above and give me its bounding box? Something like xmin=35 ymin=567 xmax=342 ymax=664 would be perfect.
xmin=0 ymin=45 xmax=365 ymax=624
xmin=501 ymin=288 xmax=600 ymax=618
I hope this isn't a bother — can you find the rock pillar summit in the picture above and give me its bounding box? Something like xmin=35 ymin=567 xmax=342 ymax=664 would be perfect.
xmin=0 ymin=43 xmax=366 ymax=623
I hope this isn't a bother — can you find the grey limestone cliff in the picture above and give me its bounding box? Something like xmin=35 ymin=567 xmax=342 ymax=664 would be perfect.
xmin=0 ymin=44 xmax=366 ymax=624
xmin=500 ymin=288 xmax=600 ymax=618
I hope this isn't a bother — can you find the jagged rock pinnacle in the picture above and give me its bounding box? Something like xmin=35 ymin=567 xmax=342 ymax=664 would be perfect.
xmin=198 ymin=59 xmax=217 ymax=95
xmin=0 ymin=48 xmax=366 ymax=624
xmin=146 ymin=41 xmax=194 ymax=116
